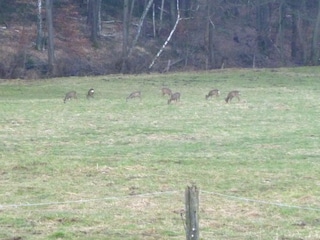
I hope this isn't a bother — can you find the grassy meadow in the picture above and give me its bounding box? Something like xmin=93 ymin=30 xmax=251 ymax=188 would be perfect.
xmin=0 ymin=67 xmax=320 ymax=239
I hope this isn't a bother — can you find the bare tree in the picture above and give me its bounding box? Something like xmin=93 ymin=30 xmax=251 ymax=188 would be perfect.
xmin=121 ymin=0 xmax=130 ymax=73
xmin=46 ymin=0 xmax=55 ymax=75
xmin=152 ymin=3 xmax=156 ymax=37
xmin=36 ymin=0 xmax=44 ymax=51
xmin=169 ymin=0 xmax=177 ymax=28
xmin=276 ymin=0 xmax=286 ymax=64
xmin=87 ymin=0 xmax=101 ymax=46
xmin=158 ymin=0 xmax=165 ymax=34
xmin=206 ymin=0 xmax=215 ymax=69
xmin=296 ymin=1 xmax=308 ymax=64
xmin=119 ymin=0 xmax=154 ymax=73
xmin=128 ymin=0 xmax=154 ymax=57
xmin=149 ymin=0 xmax=181 ymax=70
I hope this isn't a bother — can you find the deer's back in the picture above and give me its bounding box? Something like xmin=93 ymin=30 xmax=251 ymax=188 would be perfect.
xmin=171 ymin=92 xmax=180 ymax=99
xmin=161 ymin=87 xmax=172 ymax=96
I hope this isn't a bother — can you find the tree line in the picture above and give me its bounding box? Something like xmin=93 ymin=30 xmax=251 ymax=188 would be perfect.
xmin=0 ymin=0 xmax=320 ymax=78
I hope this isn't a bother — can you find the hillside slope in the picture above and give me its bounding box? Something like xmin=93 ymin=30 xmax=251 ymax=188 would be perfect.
xmin=0 ymin=1 xmax=300 ymax=79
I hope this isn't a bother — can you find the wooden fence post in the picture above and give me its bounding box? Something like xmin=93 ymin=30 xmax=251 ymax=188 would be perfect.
xmin=185 ymin=185 xmax=199 ymax=240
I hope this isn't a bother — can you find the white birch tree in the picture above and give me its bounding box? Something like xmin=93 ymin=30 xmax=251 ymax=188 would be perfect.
xmin=149 ymin=0 xmax=181 ymax=70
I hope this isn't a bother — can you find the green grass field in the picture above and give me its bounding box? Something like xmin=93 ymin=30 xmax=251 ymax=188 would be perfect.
xmin=0 ymin=67 xmax=320 ymax=239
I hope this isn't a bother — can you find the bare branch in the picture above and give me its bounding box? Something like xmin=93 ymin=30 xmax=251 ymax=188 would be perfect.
xmin=127 ymin=0 xmax=154 ymax=57
xmin=208 ymin=17 xmax=215 ymax=29
xmin=149 ymin=0 xmax=181 ymax=70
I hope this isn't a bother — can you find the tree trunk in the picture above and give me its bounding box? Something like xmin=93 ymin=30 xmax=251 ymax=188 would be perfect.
xmin=288 ymin=0 xmax=305 ymax=64
xmin=276 ymin=1 xmax=286 ymax=65
xmin=46 ymin=0 xmax=55 ymax=76
xmin=296 ymin=2 xmax=308 ymax=64
xmin=121 ymin=0 xmax=130 ymax=73
xmin=98 ymin=0 xmax=101 ymax=35
xmin=169 ymin=0 xmax=176 ymax=28
xmin=129 ymin=0 xmax=136 ymax=23
xmin=291 ymin=11 xmax=298 ymax=61
xmin=158 ymin=0 xmax=165 ymax=34
xmin=311 ymin=0 xmax=320 ymax=65
xmin=88 ymin=0 xmax=101 ymax=46
xmin=152 ymin=3 xmax=156 ymax=38
xmin=256 ymin=1 xmax=270 ymax=55
xmin=207 ymin=0 xmax=214 ymax=69
xmin=149 ymin=0 xmax=181 ymax=70
xmin=36 ymin=0 xmax=44 ymax=51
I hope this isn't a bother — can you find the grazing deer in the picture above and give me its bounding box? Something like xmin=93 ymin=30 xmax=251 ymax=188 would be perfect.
xmin=64 ymin=91 xmax=77 ymax=103
xmin=126 ymin=91 xmax=141 ymax=102
xmin=225 ymin=90 xmax=240 ymax=103
xmin=205 ymin=89 xmax=220 ymax=100
xmin=87 ymin=88 xmax=95 ymax=99
xmin=161 ymin=87 xmax=172 ymax=97
xmin=168 ymin=92 xmax=180 ymax=104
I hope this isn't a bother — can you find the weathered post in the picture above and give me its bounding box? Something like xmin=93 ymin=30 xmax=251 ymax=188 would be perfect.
xmin=185 ymin=185 xmax=199 ymax=240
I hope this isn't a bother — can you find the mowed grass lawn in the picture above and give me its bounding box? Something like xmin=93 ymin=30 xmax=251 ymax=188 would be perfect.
xmin=0 ymin=67 xmax=320 ymax=239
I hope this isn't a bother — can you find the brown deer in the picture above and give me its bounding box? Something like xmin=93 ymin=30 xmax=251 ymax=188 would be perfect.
xmin=64 ymin=91 xmax=77 ymax=103
xmin=168 ymin=92 xmax=180 ymax=104
xmin=225 ymin=90 xmax=240 ymax=103
xmin=205 ymin=89 xmax=220 ymax=100
xmin=126 ymin=91 xmax=141 ymax=102
xmin=161 ymin=87 xmax=172 ymax=97
xmin=87 ymin=88 xmax=95 ymax=99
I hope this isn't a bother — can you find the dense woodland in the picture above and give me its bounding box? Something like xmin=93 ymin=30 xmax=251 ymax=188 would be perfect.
xmin=1 ymin=0 xmax=320 ymax=79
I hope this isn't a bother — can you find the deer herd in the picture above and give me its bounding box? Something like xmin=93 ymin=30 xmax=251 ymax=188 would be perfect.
xmin=63 ymin=87 xmax=241 ymax=104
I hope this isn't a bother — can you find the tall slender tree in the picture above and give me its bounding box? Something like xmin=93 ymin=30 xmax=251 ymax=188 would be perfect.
xmin=276 ymin=0 xmax=286 ymax=64
xmin=87 ymin=0 xmax=101 ymax=46
xmin=121 ymin=0 xmax=130 ymax=73
xmin=206 ymin=0 xmax=214 ymax=69
xmin=169 ymin=0 xmax=176 ymax=28
xmin=36 ymin=0 xmax=44 ymax=51
xmin=46 ymin=0 xmax=55 ymax=75
xmin=128 ymin=0 xmax=154 ymax=57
